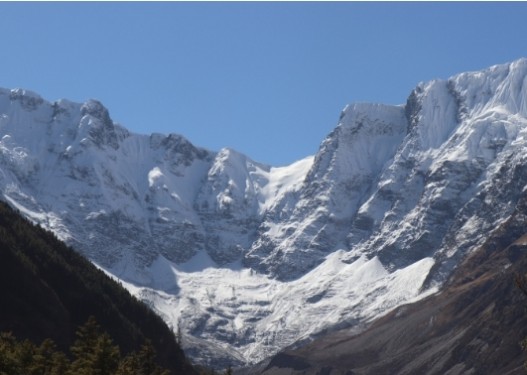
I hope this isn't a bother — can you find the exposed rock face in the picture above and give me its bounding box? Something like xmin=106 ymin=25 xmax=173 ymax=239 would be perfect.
xmin=258 ymin=192 xmax=527 ymax=375
xmin=246 ymin=103 xmax=409 ymax=279
xmin=1 ymin=59 xmax=527 ymax=367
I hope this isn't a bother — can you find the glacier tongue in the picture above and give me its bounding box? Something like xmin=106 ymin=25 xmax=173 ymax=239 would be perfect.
xmin=116 ymin=250 xmax=437 ymax=366
xmin=1 ymin=58 xmax=527 ymax=367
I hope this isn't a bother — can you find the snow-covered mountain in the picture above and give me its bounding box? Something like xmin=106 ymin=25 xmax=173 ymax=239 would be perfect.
xmin=1 ymin=58 xmax=527 ymax=367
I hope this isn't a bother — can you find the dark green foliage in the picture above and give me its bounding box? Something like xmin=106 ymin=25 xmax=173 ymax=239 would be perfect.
xmin=0 ymin=332 xmax=69 ymax=375
xmin=31 ymin=339 xmax=70 ymax=375
xmin=0 ymin=201 xmax=197 ymax=374
xmin=0 ymin=332 xmax=22 ymax=374
xmin=0 ymin=318 xmax=173 ymax=375
xmin=69 ymin=317 xmax=120 ymax=375
xmin=116 ymin=340 xmax=169 ymax=375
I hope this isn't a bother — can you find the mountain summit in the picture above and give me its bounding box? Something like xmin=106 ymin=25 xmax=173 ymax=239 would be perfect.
xmin=1 ymin=58 xmax=526 ymax=367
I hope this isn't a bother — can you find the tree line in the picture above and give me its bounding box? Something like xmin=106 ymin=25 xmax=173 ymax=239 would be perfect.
xmin=0 ymin=316 xmax=170 ymax=375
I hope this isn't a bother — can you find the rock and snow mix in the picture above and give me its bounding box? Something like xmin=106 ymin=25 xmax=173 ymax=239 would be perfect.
xmin=1 ymin=58 xmax=527 ymax=367
xmin=111 ymin=250 xmax=436 ymax=365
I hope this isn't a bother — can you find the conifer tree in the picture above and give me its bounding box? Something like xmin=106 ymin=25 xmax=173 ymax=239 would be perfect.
xmin=69 ymin=316 xmax=120 ymax=375
xmin=0 ymin=319 xmax=175 ymax=375
xmin=29 ymin=338 xmax=69 ymax=375
xmin=0 ymin=332 xmax=21 ymax=375
xmin=116 ymin=340 xmax=169 ymax=375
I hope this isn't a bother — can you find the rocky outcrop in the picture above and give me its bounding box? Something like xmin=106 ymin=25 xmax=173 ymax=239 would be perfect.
xmin=1 ymin=59 xmax=527 ymax=367
xmin=259 ymin=191 xmax=527 ymax=375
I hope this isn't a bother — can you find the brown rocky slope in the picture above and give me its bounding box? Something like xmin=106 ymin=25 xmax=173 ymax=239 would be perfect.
xmin=259 ymin=194 xmax=527 ymax=375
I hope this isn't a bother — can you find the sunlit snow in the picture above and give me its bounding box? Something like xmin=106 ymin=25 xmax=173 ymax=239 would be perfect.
xmin=1 ymin=58 xmax=527 ymax=367
xmin=105 ymin=250 xmax=437 ymax=363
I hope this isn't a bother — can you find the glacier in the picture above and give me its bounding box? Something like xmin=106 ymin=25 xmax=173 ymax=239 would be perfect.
xmin=1 ymin=58 xmax=527 ymax=367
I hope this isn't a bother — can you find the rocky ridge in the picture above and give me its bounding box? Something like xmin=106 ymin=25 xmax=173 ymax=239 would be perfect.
xmin=1 ymin=59 xmax=527 ymax=366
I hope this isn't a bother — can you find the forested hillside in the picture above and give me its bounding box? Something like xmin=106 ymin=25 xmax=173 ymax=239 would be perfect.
xmin=0 ymin=201 xmax=197 ymax=374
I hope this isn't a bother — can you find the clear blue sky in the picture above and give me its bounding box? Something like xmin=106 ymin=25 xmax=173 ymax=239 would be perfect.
xmin=1 ymin=2 xmax=526 ymax=166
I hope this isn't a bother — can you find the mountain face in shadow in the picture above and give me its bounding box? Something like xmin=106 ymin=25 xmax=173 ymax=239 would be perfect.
xmin=0 ymin=201 xmax=197 ymax=374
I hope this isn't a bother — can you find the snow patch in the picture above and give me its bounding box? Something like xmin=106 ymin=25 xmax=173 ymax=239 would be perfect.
xmin=148 ymin=166 xmax=164 ymax=188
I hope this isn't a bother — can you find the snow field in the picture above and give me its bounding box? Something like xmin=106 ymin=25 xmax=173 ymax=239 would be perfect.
xmin=108 ymin=249 xmax=437 ymax=364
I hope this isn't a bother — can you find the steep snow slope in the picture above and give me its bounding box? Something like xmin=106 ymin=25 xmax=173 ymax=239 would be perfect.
xmin=1 ymin=58 xmax=527 ymax=367
xmin=246 ymin=103 xmax=409 ymax=279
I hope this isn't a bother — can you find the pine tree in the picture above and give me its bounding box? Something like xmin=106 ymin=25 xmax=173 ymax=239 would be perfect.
xmin=0 ymin=332 xmax=70 ymax=375
xmin=69 ymin=316 xmax=120 ymax=375
xmin=28 ymin=338 xmax=69 ymax=375
xmin=136 ymin=340 xmax=169 ymax=375
xmin=0 ymin=320 xmax=174 ymax=375
xmin=115 ymin=340 xmax=169 ymax=375
xmin=115 ymin=354 xmax=138 ymax=375
xmin=0 ymin=332 xmax=21 ymax=375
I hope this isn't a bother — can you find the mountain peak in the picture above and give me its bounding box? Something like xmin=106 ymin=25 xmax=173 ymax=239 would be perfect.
xmin=7 ymin=88 xmax=45 ymax=111
xmin=2 ymin=59 xmax=527 ymax=367
xmin=80 ymin=99 xmax=112 ymax=123
xmin=79 ymin=100 xmax=124 ymax=150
